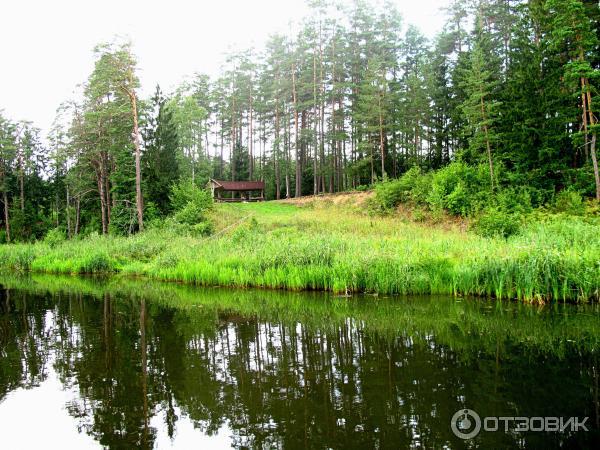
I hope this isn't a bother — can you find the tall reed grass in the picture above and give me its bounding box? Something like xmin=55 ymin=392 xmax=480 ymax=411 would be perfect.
xmin=0 ymin=202 xmax=598 ymax=303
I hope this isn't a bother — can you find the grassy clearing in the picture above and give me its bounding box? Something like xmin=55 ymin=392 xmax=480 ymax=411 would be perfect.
xmin=0 ymin=197 xmax=599 ymax=302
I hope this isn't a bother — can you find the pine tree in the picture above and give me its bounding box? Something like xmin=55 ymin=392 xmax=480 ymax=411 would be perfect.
xmin=143 ymin=86 xmax=180 ymax=216
xmin=460 ymin=11 xmax=501 ymax=190
xmin=546 ymin=0 xmax=600 ymax=200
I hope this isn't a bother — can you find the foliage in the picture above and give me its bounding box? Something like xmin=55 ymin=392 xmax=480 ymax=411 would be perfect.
xmin=167 ymin=181 xmax=214 ymax=236
xmin=552 ymin=188 xmax=586 ymax=215
xmin=373 ymin=167 xmax=430 ymax=210
xmin=43 ymin=228 xmax=65 ymax=248
xmin=471 ymin=208 xmax=521 ymax=238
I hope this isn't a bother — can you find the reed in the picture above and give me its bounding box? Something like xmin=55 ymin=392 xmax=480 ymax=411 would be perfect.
xmin=0 ymin=201 xmax=598 ymax=303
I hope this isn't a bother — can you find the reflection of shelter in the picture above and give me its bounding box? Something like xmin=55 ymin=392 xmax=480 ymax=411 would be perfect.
xmin=207 ymin=179 xmax=265 ymax=202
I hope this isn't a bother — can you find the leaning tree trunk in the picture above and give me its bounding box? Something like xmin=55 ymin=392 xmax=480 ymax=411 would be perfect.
xmin=480 ymin=90 xmax=495 ymax=191
xmin=590 ymin=133 xmax=600 ymax=201
xmin=584 ymin=81 xmax=600 ymax=201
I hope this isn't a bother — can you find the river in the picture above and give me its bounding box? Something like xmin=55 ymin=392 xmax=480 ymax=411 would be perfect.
xmin=0 ymin=275 xmax=598 ymax=448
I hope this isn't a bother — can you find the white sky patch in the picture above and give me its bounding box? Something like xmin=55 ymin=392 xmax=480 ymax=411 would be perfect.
xmin=0 ymin=0 xmax=449 ymax=135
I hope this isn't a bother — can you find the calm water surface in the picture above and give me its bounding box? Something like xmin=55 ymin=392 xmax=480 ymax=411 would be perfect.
xmin=0 ymin=276 xmax=599 ymax=449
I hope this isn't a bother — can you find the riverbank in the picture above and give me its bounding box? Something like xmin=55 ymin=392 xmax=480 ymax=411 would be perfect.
xmin=1 ymin=196 xmax=599 ymax=302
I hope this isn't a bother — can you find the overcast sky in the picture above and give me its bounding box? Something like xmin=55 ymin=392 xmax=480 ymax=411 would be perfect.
xmin=1 ymin=0 xmax=450 ymax=135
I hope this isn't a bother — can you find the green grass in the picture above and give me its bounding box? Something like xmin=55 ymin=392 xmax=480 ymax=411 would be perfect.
xmin=1 ymin=199 xmax=599 ymax=302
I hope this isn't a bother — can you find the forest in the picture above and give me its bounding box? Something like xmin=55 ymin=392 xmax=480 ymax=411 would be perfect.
xmin=0 ymin=0 xmax=599 ymax=302
xmin=0 ymin=0 xmax=597 ymax=240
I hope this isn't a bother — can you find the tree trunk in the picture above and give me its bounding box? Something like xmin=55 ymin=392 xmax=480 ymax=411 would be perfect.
xmin=378 ymin=91 xmax=385 ymax=180
xmin=479 ymin=90 xmax=495 ymax=191
xmin=19 ymin=160 xmax=24 ymax=212
xmin=590 ymin=133 xmax=600 ymax=201
xmin=292 ymin=61 xmax=301 ymax=197
xmin=75 ymin=197 xmax=80 ymax=236
xmin=584 ymin=79 xmax=600 ymax=201
xmin=66 ymin=185 xmax=71 ymax=239
xmin=313 ymin=51 xmax=318 ymax=196
xmin=2 ymin=190 xmax=9 ymax=243
xmin=581 ymin=77 xmax=589 ymax=161
xmin=97 ymin=166 xmax=108 ymax=235
xmin=285 ymin=106 xmax=291 ymax=199
xmin=104 ymin=152 xmax=112 ymax=222
xmin=129 ymin=91 xmax=144 ymax=232
xmin=249 ymin=95 xmax=254 ymax=180
xmin=275 ymin=91 xmax=281 ymax=200
xmin=220 ymin=118 xmax=224 ymax=178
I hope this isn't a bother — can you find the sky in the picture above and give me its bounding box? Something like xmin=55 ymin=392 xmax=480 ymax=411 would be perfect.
xmin=0 ymin=0 xmax=450 ymax=136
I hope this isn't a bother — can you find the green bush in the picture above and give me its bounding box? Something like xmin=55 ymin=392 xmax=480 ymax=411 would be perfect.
xmin=495 ymin=186 xmax=535 ymax=214
xmin=170 ymin=181 xmax=213 ymax=232
xmin=552 ymin=189 xmax=585 ymax=215
xmin=410 ymin=170 xmax=433 ymax=204
xmin=472 ymin=208 xmax=521 ymax=238
xmin=174 ymin=201 xmax=207 ymax=225
xmin=373 ymin=167 xmax=429 ymax=211
xmin=43 ymin=228 xmax=66 ymax=248
xmin=427 ymin=162 xmax=491 ymax=216
xmin=170 ymin=180 xmax=213 ymax=212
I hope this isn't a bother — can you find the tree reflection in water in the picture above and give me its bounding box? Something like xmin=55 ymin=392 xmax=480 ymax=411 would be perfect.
xmin=0 ymin=278 xmax=598 ymax=449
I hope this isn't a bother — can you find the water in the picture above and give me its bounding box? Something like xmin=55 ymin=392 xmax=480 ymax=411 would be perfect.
xmin=0 ymin=275 xmax=598 ymax=449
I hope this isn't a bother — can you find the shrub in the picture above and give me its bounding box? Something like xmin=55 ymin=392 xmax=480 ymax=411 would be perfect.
xmin=552 ymin=188 xmax=585 ymax=215
xmin=174 ymin=201 xmax=207 ymax=225
xmin=410 ymin=170 xmax=433 ymax=204
xmin=494 ymin=186 xmax=535 ymax=214
xmin=170 ymin=181 xmax=213 ymax=233
xmin=373 ymin=167 xmax=429 ymax=211
xmin=427 ymin=162 xmax=491 ymax=216
xmin=43 ymin=228 xmax=66 ymax=248
xmin=170 ymin=180 xmax=213 ymax=212
xmin=472 ymin=208 xmax=521 ymax=238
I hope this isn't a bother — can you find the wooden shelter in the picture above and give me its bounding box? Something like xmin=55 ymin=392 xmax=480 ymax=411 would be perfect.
xmin=207 ymin=179 xmax=265 ymax=202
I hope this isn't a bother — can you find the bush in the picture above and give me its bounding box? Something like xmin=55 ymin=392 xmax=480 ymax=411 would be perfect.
xmin=174 ymin=201 xmax=207 ymax=225
xmin=169 ymin=181 xmax=213 ymax=233
xmin=373 ymin=167 xmax=430 ymax=211
xmin=170 ymin=180 xmax=213 ymax=213
xmin=82 ymin=252 xmax=114 ymax=273
xmin=43 ymin=228 xmax=65 ymax=248
xmin=494 ymin=186 xmax=535 ymax=215
xmin=472 ymin=208 xmax=521 ymax=238
xmin=552 ymin=188 xmax=585 ymax=215
xmin=427 ymin=162 xmax=491 ymax=216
